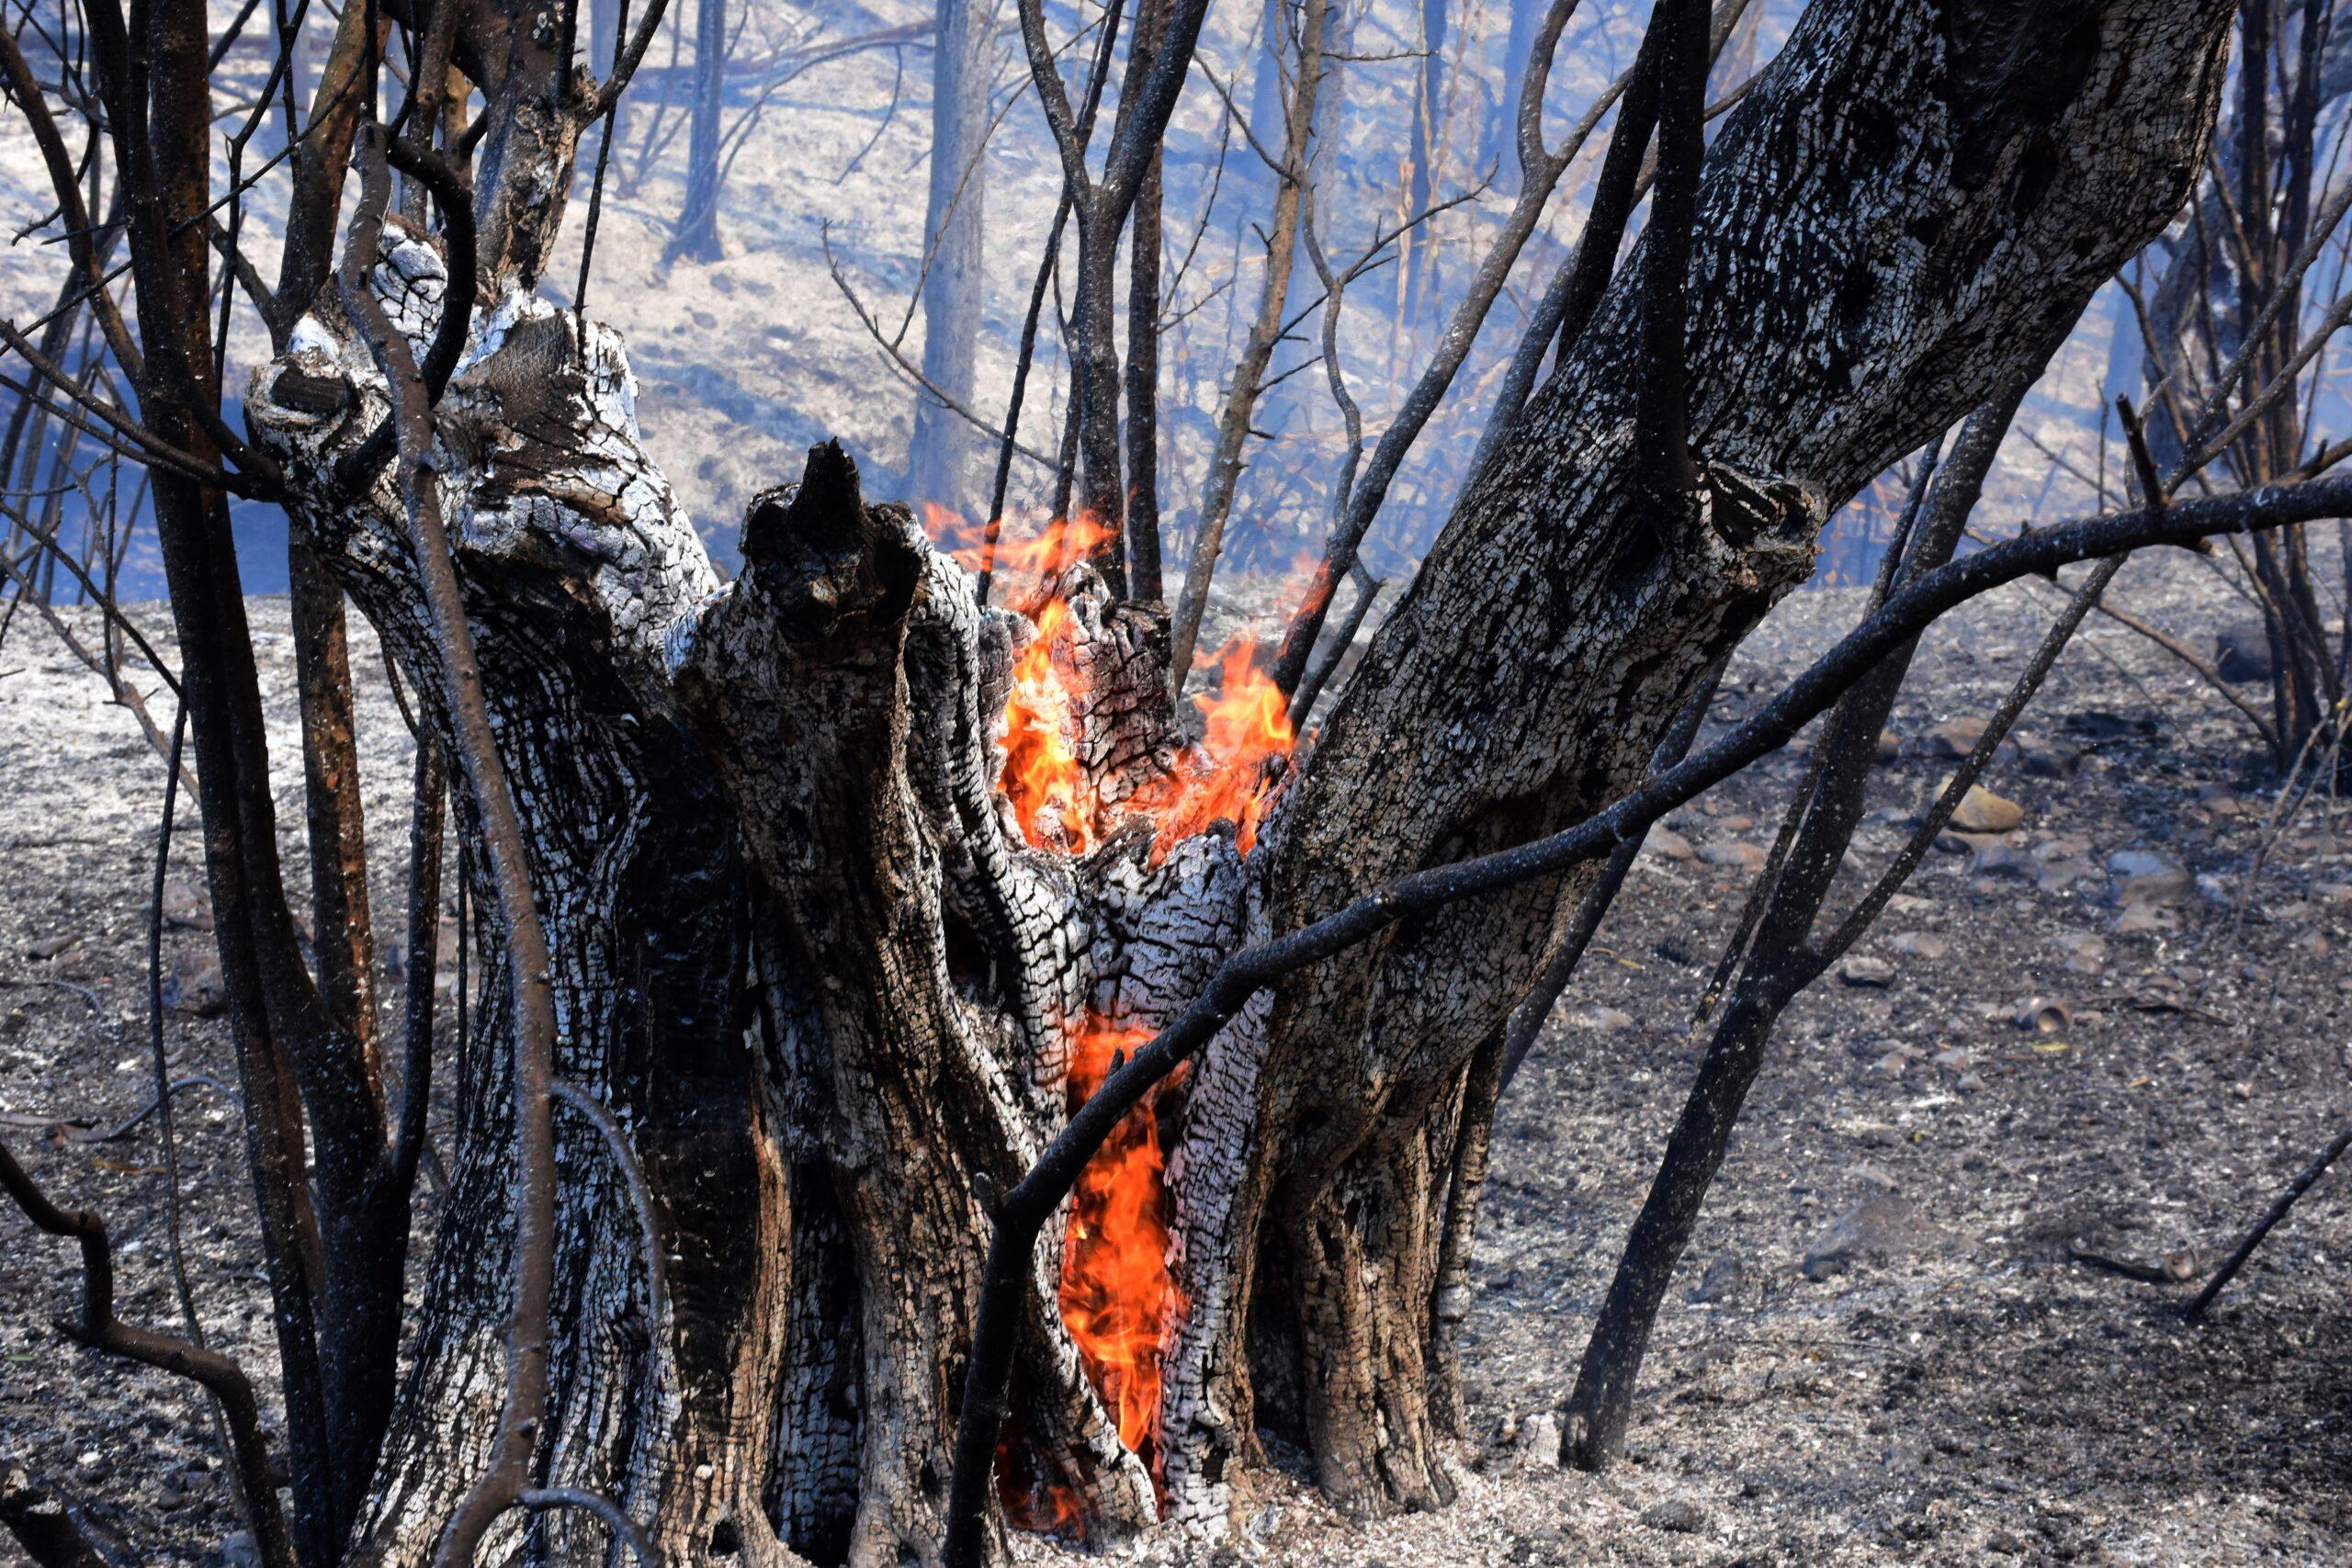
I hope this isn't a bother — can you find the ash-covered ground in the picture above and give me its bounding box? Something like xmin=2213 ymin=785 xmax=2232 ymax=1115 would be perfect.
xmin=2 ymin=548 xmax=2347 ymax=1565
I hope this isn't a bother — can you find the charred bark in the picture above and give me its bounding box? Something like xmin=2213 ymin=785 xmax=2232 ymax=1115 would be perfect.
xmin=1160 ymin=0 xmax=2233 ymax=1527
xmin=209 ymin=2 xmax=2239 ymax=1562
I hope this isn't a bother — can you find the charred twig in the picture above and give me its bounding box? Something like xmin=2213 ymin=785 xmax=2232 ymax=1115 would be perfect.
xmin=0 ymin=26 xmax=141 ymax=377
xmin=0 ymin=569 xmax=195 ymax=790
xmin=339 ymin=130 xmax=562 ymax=1568
xmin=0 ymin=1140 xmax=293 ymax=1567
xmin=1271 ymin=0 xmax=1631 ymax=694
xmin=1693 ymin=434 xmax=1948 ymax=1024
xmin=2187 ymin=1117 xmax=2352 ymax=1319
xmin=981 ymin=0 xmax=1133 ymax=602
xmin=516 ymin=1488 xmax=657 ymax=1566
xmin=1806 ymin=551 xmax=2129 ymax=981
xmin=0 ymin=327 xmax=243 ymax=490
xmin=548 ymin=1081 xmax=671 ymax=1337
xmin=42 ymin=1077 xmax=243 ymax=1146
xmin=390 ymin=738 xmax=447 ymax=1193
xmin=823 ymin=228 xmax=1056 ymax=468
xmin=334 ymin=137 xmax=479 ymax=494
xmin=0 ymin=496 xmax=180 ymax=697
xmin=1164 ymin=0 xmax=1332 ymax=682
xmin=2064 ymin=587 xmax=2281 ymax=748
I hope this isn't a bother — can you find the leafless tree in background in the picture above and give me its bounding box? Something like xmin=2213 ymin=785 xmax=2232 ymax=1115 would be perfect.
xmin=672 ymin=0 xmax=731 ymax=260
xmin=907 ymin=0 xmax=998 ymax=516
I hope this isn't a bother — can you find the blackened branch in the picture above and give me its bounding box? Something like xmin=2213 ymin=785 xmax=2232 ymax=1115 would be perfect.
xmin=0 ymin=1140 xmax=295 ymax=1568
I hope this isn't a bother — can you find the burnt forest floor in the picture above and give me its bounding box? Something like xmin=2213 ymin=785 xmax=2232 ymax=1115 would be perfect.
xmin=3 ymin=548 xmax=2348 ymax=1567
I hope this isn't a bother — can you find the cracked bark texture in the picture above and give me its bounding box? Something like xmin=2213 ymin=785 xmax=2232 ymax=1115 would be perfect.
xmin=231 ymin=0 xmax=2236 ymax=1561
xmin=254 ymin=234 xmax=1222 ymax=1562
xmin=1157 ymin=0 xmax=2234 ymax=1529
xmin=253 ymin=232 xmax=794 ymax=1567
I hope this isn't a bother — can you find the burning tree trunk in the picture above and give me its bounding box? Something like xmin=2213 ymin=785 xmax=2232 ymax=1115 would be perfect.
xmin=217 ymin=0 xmax=2231 ymax=1562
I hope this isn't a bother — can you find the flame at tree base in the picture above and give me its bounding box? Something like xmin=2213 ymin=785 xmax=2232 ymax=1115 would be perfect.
xmin=991 ymin=1015 xmax=1186 ymax=1535
xmin=939 ymin=509 xmax=1280 ymax=1529
xmin=1061 ymin=1017 xmax=1184 ymax=1472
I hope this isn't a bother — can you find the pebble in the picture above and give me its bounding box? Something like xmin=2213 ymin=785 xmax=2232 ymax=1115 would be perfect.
xmin=2214 ymin=623 xmax=2274 ymax=683
xmin=1802 ymin=1194 xmax=1951 ymax=1280
xmin=1839 ymin=955 xmax=1896 ymax=987
xmin=1515 ymin=1412 xmax=1562 ymax=1471
xmin=2034 ymin=857 xmax=2095 ymax=894
xmin=161 ymin=877 xmax=214 ymax=931
xmin=1969 ymin=840 xmax=2034 ymax=879
xmin=165 ymin=953 xmax=228 ymax=1016
xmin=2019 ymin=742 xmax=2082 ymax=778
xmin=2052 ymin=930 xmax=2108 ymax=976
xmin=1639 ymin=1498 xmax=1710 ymax=1534
xmin=1950 ymin=784 xmax=2025 ymax=833
xmin=1699 ymin=840 xmax=1770 ymax=871
xmin=2109 ymin=849 xmax=2194 ymax=909
xmin=1917 ymin=717 xmax=1990 ymax=759
xmin=1646 ymin=825 xmax=1696 ymax=862
xmin=1689 ymin=1254 xmax=1744 ymax=1303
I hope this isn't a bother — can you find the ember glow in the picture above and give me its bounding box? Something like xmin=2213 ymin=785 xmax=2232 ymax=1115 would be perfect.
xmin=1059 ymin=1015 xmax=1182 ymax=1465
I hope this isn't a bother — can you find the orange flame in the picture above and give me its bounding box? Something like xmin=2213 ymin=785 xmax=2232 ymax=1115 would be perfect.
xmin=994 ymin=1427 xmax=1087 ymax=1542
xmin=994 ymin=613 xmax=1296 ymax=861
xmin=922 ymin=505 xmax=1118 ymax=600
xmin=1000 ymin=599 xmax=1100 ymax=854
xmin=1135 ymin=635 xmax=1297 ymax=859
xmin=1059 ymin=1016 xmax=1182 ymax=1462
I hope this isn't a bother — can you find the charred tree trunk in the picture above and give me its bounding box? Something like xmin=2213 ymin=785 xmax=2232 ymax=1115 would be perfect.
xmin=218 ymin=2 xmax=2234 ymax=1563
xmin=1123 ymin=0 xmax=1170 ymax=604
xmin=1158 ymin=0 xmax=2231 ymax=1527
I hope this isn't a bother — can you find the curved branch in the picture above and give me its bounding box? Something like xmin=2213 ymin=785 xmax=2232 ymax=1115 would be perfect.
xmin=337 ymin=129 xmax=564 ymax=1568
xmin=548 ymin=1080 xmax=672 ymax=1338
xmin=594 ymin=0 xmax=682 ymax=118
xmin=515 ymin=1486 xmax=658 ymax=1566
xmin=0 ymin=26 xmax=141 ymax=378
xmin=0 ymin=1140 xmax=293 ymax=1568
